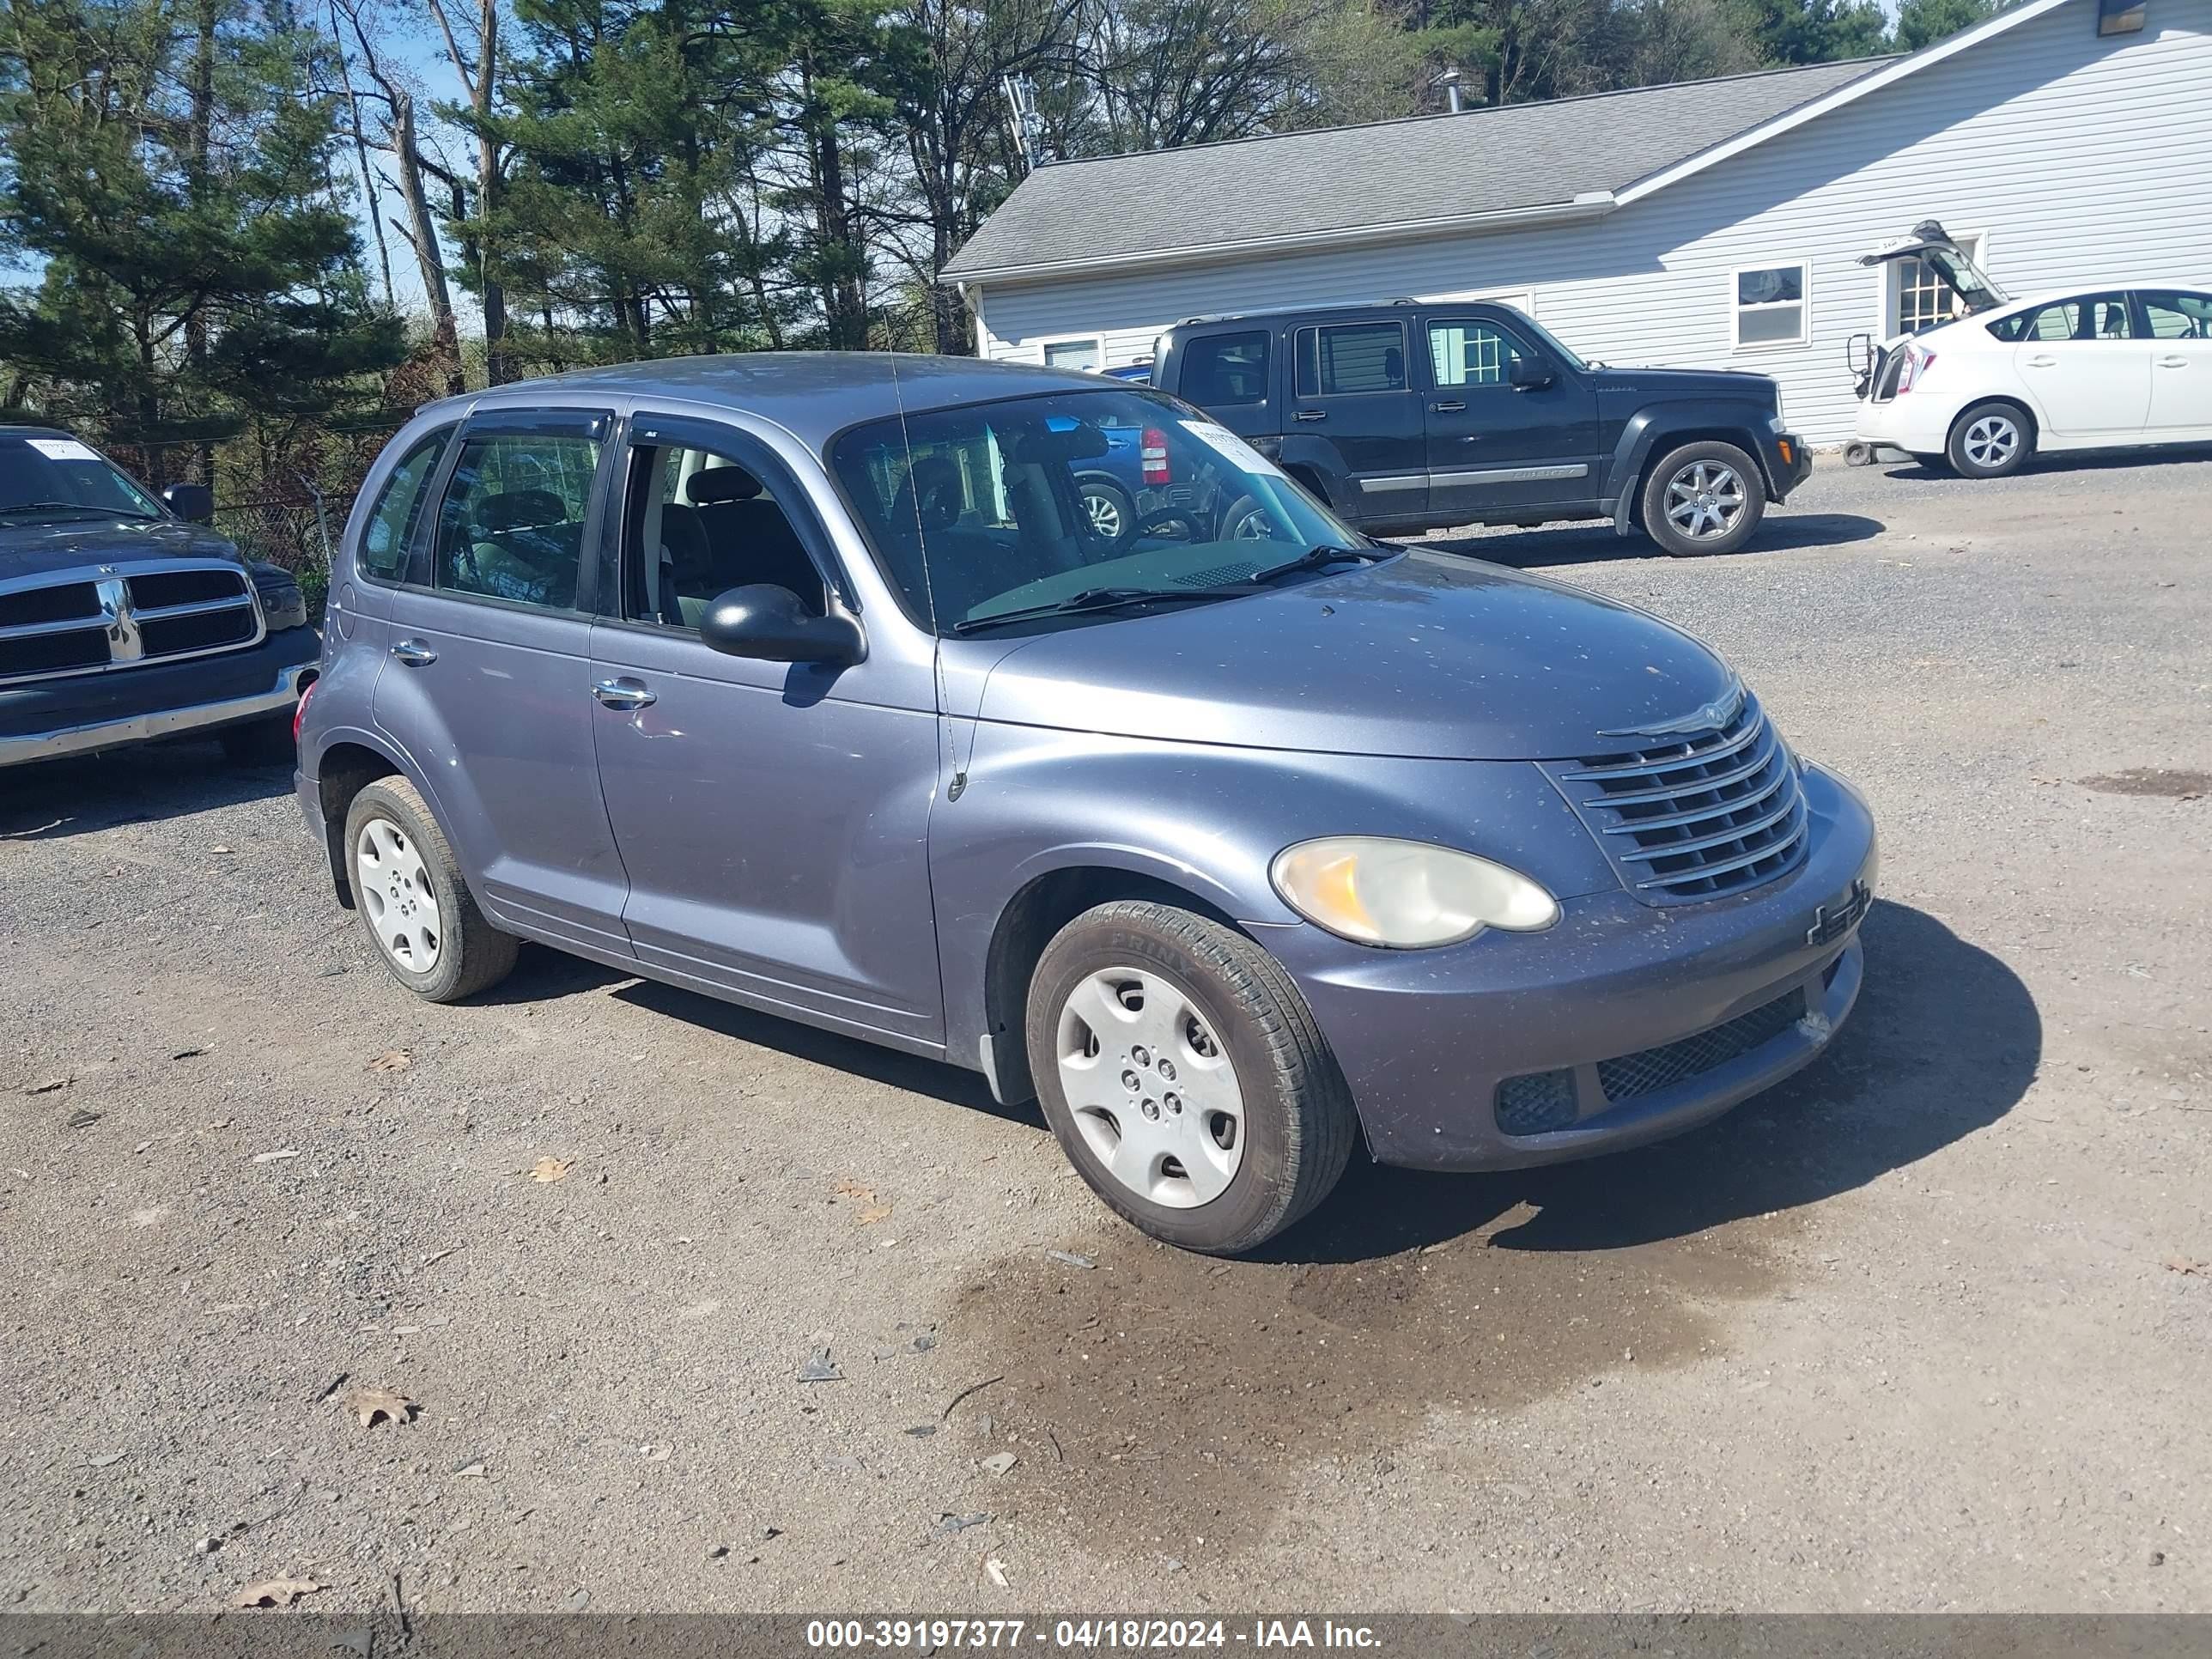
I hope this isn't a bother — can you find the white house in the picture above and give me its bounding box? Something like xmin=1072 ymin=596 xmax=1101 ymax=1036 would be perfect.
xmin=943 ymin=0 xmax=2212 ymax=444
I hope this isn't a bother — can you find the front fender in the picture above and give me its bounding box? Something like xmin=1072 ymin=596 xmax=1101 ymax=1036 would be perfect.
xmin=928 ymin=724 xmax=1621 ymax=1073
xmin=1601 ymin=404 xmax=1782 ymax=526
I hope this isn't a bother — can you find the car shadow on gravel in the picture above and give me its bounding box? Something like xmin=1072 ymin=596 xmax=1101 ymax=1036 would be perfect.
xmin=1880 ymin=441 xmax=2212 ymax=483
xmin=1269 ymin=897 xmax=2037 ymax=1264
xmin=1421 ymin=510 xmax=1884 ymax=570
xmin=0 ymin=738 xmax=293 ymax=841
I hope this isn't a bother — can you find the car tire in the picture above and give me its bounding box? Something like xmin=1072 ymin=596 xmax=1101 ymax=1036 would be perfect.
xmin=343 ymin=775 xmax=518 ymax=1003
xmin=1024 ymin=900 xmax=1358 ymax=1255
xmin=1218 ymin=493 xmax=1280 ymax=542
xmin=1946 ymin=402 xmax=2033 ymax=478
xmin=1079 ymin=477 xmax=1135 ymax=543
xmin=218 ymin=714 xmax=295 ymax=768
xmin=1641 ymin=440 xmax=1766 ymax=556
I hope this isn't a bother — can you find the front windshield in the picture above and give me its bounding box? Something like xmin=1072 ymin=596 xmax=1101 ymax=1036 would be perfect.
xmin=830 ymin=387 xmax=1366 ymax=634
xmin=0 ymin=434 xmax=164 ymax=521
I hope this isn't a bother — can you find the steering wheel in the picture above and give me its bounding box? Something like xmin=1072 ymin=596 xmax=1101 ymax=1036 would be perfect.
xmin=1133 ymin=506 xmax=1206 ymax=542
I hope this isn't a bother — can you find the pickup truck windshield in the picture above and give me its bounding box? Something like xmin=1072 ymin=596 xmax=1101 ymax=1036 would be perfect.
xmin=830 ymin=388 xmax=1364 ymax=635
xmin=0 ymin=434 xmax=163 ymax=522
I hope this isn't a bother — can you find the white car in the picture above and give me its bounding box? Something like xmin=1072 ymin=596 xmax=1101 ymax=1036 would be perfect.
xmin=1853 ymin=269 xmax=2212 ymax=478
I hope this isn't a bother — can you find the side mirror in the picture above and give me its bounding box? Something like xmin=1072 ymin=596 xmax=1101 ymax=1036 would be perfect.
xmin=163 ymin=483 xmax=215 ymax=523
xmin=1507 ymin=355 xmax=1553 ymax=392
xmin=699 ymin=585 xmax=864 ymax=667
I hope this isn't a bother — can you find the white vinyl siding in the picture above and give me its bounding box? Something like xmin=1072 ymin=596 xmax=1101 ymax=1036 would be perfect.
xmin=969 ymin=0 xmax=2212 ymax=444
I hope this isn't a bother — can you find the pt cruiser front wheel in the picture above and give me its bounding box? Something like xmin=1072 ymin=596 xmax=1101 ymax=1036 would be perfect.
xmin=343 ymin=776 xmax=519 ymax=1002
xmin=1024 ymin=901 xmax=1357 ymax=1255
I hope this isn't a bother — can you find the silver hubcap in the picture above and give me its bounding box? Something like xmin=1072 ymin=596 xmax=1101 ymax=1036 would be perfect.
xmin=1056 ymin=967 xmax=1244 ymax=1209
xmin=1085 ymin=491 xmax=1123 ymax=539
xmin=1664 ymin=461 xmax=1746 ymax=539
xmin=356 ymin=817 xmax=441 ymax=975
xmin=1228 ymin=507 xmax=1273 ymax=541
xmin=1964 ymin=416 xmax=2019 ymax=470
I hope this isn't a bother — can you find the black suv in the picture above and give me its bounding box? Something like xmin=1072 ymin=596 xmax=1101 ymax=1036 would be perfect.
xmin=1150 ymin=301 xmax=1811 ymax=556
xmin=1 ymin=425 xmax=319 ymax=769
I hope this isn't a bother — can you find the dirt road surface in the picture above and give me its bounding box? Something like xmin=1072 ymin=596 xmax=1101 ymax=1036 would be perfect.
xmin=3 ymin=451 xmax=2208 ymax=1615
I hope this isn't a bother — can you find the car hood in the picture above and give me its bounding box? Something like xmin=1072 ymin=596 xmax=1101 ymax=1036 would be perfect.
xmin=946 ymin=550 xmax=1740 ymax=762
xmin=0 ymin=517 xmax=242 ymax=584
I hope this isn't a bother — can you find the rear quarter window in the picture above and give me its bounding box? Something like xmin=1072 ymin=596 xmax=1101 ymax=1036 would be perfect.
xmin=356 ymin=426 xmax=454 ymax=582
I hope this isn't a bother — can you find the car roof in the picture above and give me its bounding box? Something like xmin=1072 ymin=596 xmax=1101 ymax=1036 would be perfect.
xmin=418 ymin=352 xmax=1124 ymax=449
xmin=0 ymin=423 xmax=74 ymax=441
xmin=1166 ymin=299 xmax=1460 ymax=331
xmin=1964 ymin=283 xmax=2211 ymax=320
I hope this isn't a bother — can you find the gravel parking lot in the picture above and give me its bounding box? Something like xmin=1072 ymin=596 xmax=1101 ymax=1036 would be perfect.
xmin=3 ymin=449 xmax=2208 ymax=1617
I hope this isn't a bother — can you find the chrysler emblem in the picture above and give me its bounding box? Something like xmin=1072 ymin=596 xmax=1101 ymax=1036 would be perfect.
xmin=1599 ymin=680 xmax=1746 ymax=741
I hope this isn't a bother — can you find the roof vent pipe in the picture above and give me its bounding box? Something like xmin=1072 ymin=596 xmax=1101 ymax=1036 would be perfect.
xmin=1437 ymin=67 xmax=1465 ymax=114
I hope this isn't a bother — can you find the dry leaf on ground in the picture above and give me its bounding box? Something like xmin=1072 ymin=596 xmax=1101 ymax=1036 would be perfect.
xmin=530 ymin=1157 xmax=572 ymax=1183
xmin=340 ymin=1385 xmax=416 ymax=1427
xmin=368 ymin=1050 xmax=412 ymax=1073
xmin=25 ymin=1078 xmax=70 ymax=1095
xmin=2166 ymin=1255 xmax=2208 ymax=1277
xmin=831 ymin=1176 xmax=876 ymax=1202
xmin=232 ymin=1577 xmax=321 ymax=1608
xmin=859 ymin=1202 xmax=893 ymax=1224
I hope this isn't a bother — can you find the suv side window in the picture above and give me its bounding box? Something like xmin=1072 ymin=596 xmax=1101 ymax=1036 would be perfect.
xmin=1294 ymin=322 xmax=1407 ymax=397
xmin=2140 ymin=290 xmax=2212 ymax=338
xmin=356 ymin=425 xmax=453 ymax=583
xmin=1179 ymin=331 xmax=1271 ymax=404
xmin=432 ymin=428 xmax=601 ymax=611
xmin=618 ymin=427 xmax=828 ymax=629
xmin=1426 ymin=319 xmax=1534 ymax=387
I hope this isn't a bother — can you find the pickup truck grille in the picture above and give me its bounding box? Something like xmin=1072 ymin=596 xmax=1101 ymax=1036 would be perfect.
xmin=0 ymin=562 xmax=263 ymax=684
xmin=1542 ymin=691 xmax=1809 ymax=904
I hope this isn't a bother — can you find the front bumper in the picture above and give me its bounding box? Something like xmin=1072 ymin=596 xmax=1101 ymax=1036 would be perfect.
xmin=0 ymin=624 xmax=319 ymax=768
xmin=1271 ymin=763 xmax=1877 ymax=1170
xmin=1771 ymin=430 xmax=1814 ymax=499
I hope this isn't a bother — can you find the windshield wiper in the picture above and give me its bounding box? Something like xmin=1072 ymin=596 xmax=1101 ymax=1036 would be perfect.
xmin=951 ymin=586 xmax=1226 ymax=635
xmin=1244 ymin=544 xmax=1390 ymax=584
xmin=0 ymin=501 xmax=156 ymax=520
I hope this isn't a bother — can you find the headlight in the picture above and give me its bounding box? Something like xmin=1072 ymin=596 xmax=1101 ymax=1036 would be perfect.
xmin=1270 ymin=836 xmax=1559 ymax=949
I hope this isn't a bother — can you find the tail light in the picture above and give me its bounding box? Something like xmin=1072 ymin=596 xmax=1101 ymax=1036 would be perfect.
xmin=292 ymin=675 xmax=318 ymax=744
xmin=1139 ymin=426 xmax=1171 ymax=486
xmin=1898 ymin=344 xmax=1936 ymax=393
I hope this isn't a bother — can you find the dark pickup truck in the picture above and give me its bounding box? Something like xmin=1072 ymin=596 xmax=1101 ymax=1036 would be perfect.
xmin=1149 ymin=300 xmax=1810 ymax=556
xmin=1 ymin=424 xmax=319 ymax=769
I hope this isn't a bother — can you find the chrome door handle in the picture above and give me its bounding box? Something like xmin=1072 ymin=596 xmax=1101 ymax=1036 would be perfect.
xmin=1293 ymin=409 xmax=1328 ymax=422
xmin=1430 ymin=400 xmax=1467 ymax=412
xmin=592 ymin=678 xmax=656 ymax=710
xmin=390 ymin=639 xmax=436 ymax=666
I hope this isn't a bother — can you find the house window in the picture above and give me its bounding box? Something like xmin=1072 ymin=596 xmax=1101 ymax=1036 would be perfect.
xmin=1040 ymin=337 xmax=1102 ymax=372
xmin=1733 ymin=263 xmax=1809 ymax=349
xmin=1891 ymin=234 xmax=1984 ymax=336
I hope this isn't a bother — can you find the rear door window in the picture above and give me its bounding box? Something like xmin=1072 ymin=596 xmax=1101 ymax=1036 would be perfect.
xmin=1990 ymin=295 xmax=2136 ymax=343
xmin=1295 ymin=323 xmax=1408 ymax=397
xmin=1178 ymin=331 xmax=1271 ymax=404
xmin=432 ymin=428 xmax=603 ymax=611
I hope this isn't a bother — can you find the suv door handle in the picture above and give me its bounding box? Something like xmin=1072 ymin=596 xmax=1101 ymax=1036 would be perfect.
xmin=390 ymin=639 xmax=436 ymax=667
xmin=1293 ymin=409 xmax=1327 ymax=422
xmin=1429 ymin=400 xmax=1467 ymax=412
xmin=592 ymin=678 xmax=656 ymax=710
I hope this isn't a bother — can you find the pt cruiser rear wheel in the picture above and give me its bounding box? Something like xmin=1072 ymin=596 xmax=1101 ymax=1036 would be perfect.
xmin=1024 ymin=901 xmax=1357 ymax=1255
xmin=343 ymin=776 xmax=519 ymax=1003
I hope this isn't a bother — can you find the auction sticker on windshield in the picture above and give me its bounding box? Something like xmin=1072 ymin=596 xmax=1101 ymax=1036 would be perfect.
xmin=27 ymin=438 xmax=100 ymax=462
xmin=1180 ymin=420 xmax=1285 ymax=478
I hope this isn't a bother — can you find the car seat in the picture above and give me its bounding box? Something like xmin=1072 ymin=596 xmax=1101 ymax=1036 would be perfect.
xmin=686 ymin=465 xmax=823 ymax=611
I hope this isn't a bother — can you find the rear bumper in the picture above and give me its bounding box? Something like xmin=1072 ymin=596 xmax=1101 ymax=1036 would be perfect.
xmin=1273 ymin=763 xmax=1877 ymax=1170
xmin=0 ymin=624 xmax=319 ymax=767
xmin=1854 ymin=397 xmax=1952 ymax=454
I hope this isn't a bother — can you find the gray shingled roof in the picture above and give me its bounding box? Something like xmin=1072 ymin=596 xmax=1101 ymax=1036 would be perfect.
xmin=944 ymin=58 xmax=1893 ymax=281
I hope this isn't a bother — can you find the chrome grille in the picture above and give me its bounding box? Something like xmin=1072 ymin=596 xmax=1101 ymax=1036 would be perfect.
xmin=1544 ymin=691 xmax=1808 ymax=904
xmin=0 ymin=561 xmax=262 ymax=684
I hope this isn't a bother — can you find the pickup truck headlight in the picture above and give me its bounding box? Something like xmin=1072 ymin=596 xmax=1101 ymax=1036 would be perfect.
xmin=1270 ymin=836 xmax=1559 ymax=948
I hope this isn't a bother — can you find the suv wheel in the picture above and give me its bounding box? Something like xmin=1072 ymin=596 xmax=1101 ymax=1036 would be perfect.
xmin=1642 ymin=441 xmax=1765 ymax=556
xmin=1024 ymin=900 xmax=1357 ymax=1255
xmin=1947 ymin=402 xmax=2033 ymax=478
xmin=343 ymin=776 xmax=518 ymax=1002
xmin=1079 ymin=477 xmax=1133 ymax=542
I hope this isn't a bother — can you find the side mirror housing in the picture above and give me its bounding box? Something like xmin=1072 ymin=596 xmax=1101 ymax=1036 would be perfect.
xmin=1507 ymin=355 xmax=1553 ymax=392
xmin=163 ymin=483 xmax=216 ymax=523
xmin=699 ymin=585 xmax=864 ymax=666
